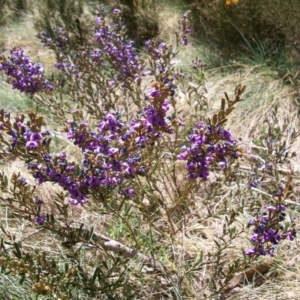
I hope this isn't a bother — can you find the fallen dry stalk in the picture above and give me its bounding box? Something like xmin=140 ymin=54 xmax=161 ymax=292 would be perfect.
xmin=220 ymin=262 xmax=274 ymax=298
xmin=58 ymin=224 xmax=165 ymax=271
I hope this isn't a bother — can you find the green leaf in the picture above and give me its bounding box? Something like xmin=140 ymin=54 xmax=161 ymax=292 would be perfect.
xmin=13 ymin=242 xmax=22 ymax=259
xmin=212 ymin=114 xmax=218 ymax=125
xmin=75 ymin=164 xmax=81 ymax=176
xmin=214 ymin=239 xmax=221 ymax=248
xmin=3 ymin=175 xmax=8 ymax=187
xmin=91 ymin=266 xmax=100 ymax=284
xmin=229 ymin=227 xmax=236 ymax=238
xmin=89 ymin=226 xmax=94 ymax=240
xmin=221 ymin=97 xmax=226 ymax=111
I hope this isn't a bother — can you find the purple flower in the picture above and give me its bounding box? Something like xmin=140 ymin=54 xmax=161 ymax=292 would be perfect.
xmin=17 ymin=177 xmax=27 ymax=185
xmin=244 ymin=248 xmax=266 ymax=256
xmin=108 ymin=147 xmax=119 ymax=156
xmin=16 ymin=121 xmax=24 ymax=128
xmin=113 ymin=8 xmax=121 ymax=14
xmin=276 ymin=205 xmax=286 ymax=212
xmin=99 ymin=112 xmax=119 ymax=133
xmin=178 ymin=11 xmax=192 ymax=46
xmin=264 ymin=205 xmax=286 ymax=212
xmin=35 ymin=199 xmax=44 ymax=205
xmin=26 ymin=141 xmax=39 ymax=149
xmin=10 ymin=131 xmax=18 ymax=147
xmin=34 ymin=215 xmax=46 ymax=225
xmin=87 ymin=176 xmax=101 ymax=189
xmin=121 ymin=188 xmax=135 ymax=197
xmin=263 ymin=229 xmax=281 ymax=244
xmin=220 ymin=129 xmax=235 ymax=143
xmin=287 ymin=229 xmax=297 ymax=241
xmin=66 ymin=165 xmax=75 ymax=171
xmin=178 ymin=150 xmax=189 ymax=160
xmin=147 ymin=86 xmax=161 ymax=98
xmin=69 ymin=197 xmax=88 ymax=206
xmin=38 ymin=28 xmax=68 ymax=50
xmin=30 ymin=132 xmax=43 ymax=142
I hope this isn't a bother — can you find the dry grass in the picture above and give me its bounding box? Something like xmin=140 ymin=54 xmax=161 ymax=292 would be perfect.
xmin=204 ymin=67 xmax=300 ymax=171
xmin=0 ymin=16 xmax=56 ymax=71
xmin=157 ymin=4 xmax=300 ymax=299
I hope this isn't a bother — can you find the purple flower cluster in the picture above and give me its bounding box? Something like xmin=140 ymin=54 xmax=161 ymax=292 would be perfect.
xmin=17 ymin=176 xmax=27 ymax=185
xmin=37 ymin=28 xmax=95 ymax=76
xmin=39 ymin=10 xmax=151 ymax=86
xmin=245 ymin=205 xmax=296 ymax=256
xmin=144 ymin=41 xmax=170 ymax=73
xmin=38 ymin=27 xmax=68 ymax=51
xmin=17 ymin=116 xmax=50 ymax=150
xmin=25 ymin=79 xmax=174 ymax=205
xmin=178 ymin=11 xmax=192 ymax=46
xmin=0 ymin=48 xmax=53 ymax=95
xmin=94 ymin=13 xmax=145 ymax=84
xmin=28 ymin=151 xmax=89 ymax=205
xmin=145 ymin=11 xmax=192 ymax=62
xmin=3 ymin=114 xmax=50 ymax=150
xmin=145 ymin=41 xmax=167 ymax=60
xmin=64 ymin=97 xmax=173 ymax=196
xmin=143 ymin=78 xmax=176 ymax=134
xmin=0 ymin=64 xmax=177 ymax=207
xmin=192 ymin=57 xmax=208 ymax=71
xmin=247 ymin=172 xmax=263 ymax=188
xmin=54 ymin=48 xmax=104 ymax=76
xmin=178 ymin=122 xmax=238 ymax=180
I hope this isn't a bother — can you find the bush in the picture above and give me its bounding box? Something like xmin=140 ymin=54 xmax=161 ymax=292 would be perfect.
xmin=34 ymin=0 xmax=94 ymax=52
xmin=0 ymin=5 xmax=298 ymax=299
xmin=187 ymin=0 xmax=300 ymax=63
xmin=116 ymin=0 xmax=159 ymax=47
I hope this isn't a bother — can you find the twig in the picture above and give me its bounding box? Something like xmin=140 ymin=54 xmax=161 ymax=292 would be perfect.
xmin=250 ymin=187 xmax=273 ymax=198
xmin=239 ymin=165 xmax=296 ymax=175
xmin=213 ymin=184 xmax=242 ymax=214
xmin=20 ymin=228 xmax=44 ymax=242
xmin=62 ymin=224 xmax=165 ymax=271
xmin=285 ymin=199 xmax=300 ymax=206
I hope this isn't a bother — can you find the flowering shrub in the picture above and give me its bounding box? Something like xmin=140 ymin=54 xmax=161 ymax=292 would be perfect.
xmin=225 ymin=0 xmax=239 ymax=6
xmin=0 ymin=5 xmax=298 ymax=299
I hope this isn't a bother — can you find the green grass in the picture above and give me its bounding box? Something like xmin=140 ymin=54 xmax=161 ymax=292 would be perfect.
xmin=0 ymin=275 xmax=31 ymax=299
xmin=0 ymin=80 xmax=36 ymax=112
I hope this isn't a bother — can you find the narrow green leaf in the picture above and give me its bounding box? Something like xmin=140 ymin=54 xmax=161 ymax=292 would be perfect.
xmin=221 ymin=97 xmax=226 ymax=111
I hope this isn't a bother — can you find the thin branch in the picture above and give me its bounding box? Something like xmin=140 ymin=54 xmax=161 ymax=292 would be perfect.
xmin=19 ymin=228 xmax=44 ymax=242
xmin=61 ymin=224 xmax=165 ymax=271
